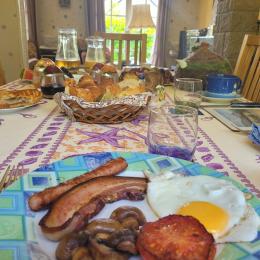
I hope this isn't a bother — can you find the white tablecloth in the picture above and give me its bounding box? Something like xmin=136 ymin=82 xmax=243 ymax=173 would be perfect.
xmin=0 ymin=95 xmax=259 ymax=197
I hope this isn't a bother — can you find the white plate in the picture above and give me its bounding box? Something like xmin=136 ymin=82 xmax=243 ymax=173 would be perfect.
xmin=1 ymin=152 xmax=259 ymax=259
xmin=0 ymin=103 xmax=39 ymax=114
xmin=202 ymin=92 xmax=241 ymax=104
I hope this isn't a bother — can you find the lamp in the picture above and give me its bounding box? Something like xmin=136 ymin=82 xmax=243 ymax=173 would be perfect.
xmin=127 ymin=4 xmax=155 ymax=32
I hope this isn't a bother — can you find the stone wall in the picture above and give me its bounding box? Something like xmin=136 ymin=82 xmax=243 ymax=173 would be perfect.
xmin=165 ymin=0 xmax=213 ymax=67
xmin=213 ymin=0 xmax=259 ymax=69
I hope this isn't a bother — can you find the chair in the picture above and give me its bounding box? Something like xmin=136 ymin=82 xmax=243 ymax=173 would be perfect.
xmin=234 ymin=34 xmax=260 ymax=102
xmin=95 ymin=32 xmax=147 ymax=68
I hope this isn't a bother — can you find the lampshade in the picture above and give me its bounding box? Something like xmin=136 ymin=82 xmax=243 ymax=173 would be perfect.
xmin=127 ymin=4 xmax=155 ymax=29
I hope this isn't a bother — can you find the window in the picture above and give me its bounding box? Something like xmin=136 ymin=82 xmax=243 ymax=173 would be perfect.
xmin=105 ymin=0 xmax=158 ymax=63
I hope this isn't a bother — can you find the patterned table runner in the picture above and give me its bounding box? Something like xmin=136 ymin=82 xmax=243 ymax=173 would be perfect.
xmin=0 ymin=99 xmax=259 ymax=197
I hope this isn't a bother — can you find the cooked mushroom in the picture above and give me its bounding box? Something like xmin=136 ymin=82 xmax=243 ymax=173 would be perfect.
xmin=85 ymin=215 xmax=138 ymax=255
xmin=105 ymin=229 xmax=138 ymax=255
xmin=110 ymin=206 xmax=146 ymax=230
xmin=72 ymin=247 xmax=92 ymax=260
xmin=88 ymin=238 xmax=129 ymax=260
xmin=56 ymin=231 xmax=88 ymax=260
xmin=85 ymin=219 xmax=123 ymax=243
xmin=56 ymin=207 xmax=146 ymax=260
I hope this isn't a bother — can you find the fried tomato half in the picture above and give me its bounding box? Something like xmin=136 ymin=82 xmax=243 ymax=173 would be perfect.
xmin=136 ymin=215 xmax=216 ymax=260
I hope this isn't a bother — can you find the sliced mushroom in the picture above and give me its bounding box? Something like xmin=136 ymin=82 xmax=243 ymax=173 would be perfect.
xmin=88 ymin=238 xmax=129 ymax=260
xmin=105 ymin=229 xmax=138 ymax=255
xmin=117 ymin=240 xmax=137 ymax=255
xmin=85 ymin=218 xmax=123 ymax=243
xmin=110 ymin=206 xmax=146 ymax=230
xmin=56 ymin=231 xmax=88 ymax=260
xmin=56 ymin=207 xmax=146 ymax=260
xmin=72 ymin=247 xmax=92 ymax=260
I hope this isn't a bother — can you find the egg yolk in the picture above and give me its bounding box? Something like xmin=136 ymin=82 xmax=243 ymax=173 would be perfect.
xmin=177 ymin=201 xmax=229 ymax=234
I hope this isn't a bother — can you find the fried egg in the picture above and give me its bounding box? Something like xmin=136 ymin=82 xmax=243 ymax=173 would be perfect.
xmin=147 ymin=173 xmax=260 ymax=243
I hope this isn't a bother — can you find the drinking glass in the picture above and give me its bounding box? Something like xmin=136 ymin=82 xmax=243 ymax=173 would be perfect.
xmin=40 ymin=73 xmax=65 ymax=99
xmin=147 ymin=105 xmax=198 ymax=161
xmin=174 ymin=78 xmax=203 ymax=108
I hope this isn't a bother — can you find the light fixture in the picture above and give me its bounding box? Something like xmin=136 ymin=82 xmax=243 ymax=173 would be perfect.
xmin=127 ymin=4 xmax=155 ymax=33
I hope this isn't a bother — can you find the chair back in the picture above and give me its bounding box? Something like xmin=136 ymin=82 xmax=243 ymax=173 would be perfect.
xmin=234 ymin=34 xmax=260 ymax=102
xmin=95 ymin=32 xmax=147 ymax=68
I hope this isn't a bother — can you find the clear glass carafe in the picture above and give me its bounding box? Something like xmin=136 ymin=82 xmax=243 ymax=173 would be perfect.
xmin=85 ymin=36 xmax=105 ymax=69
xmin=55 ymin=28 xmax=81 ymax=68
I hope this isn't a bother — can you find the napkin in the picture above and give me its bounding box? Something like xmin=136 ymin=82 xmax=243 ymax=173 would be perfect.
xmin=248 ymin=123 xmax=260 ymax=146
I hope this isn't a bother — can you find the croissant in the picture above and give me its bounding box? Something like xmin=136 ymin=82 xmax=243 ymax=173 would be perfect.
xmin=69 ymin=75 xmax=105 ymax=102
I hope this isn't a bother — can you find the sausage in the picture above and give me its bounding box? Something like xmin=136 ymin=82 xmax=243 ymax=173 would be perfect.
xmin=39 ymin=176 xmax=147 ymax=241
xmin=28 ymin=157 xmax=128 ymax=211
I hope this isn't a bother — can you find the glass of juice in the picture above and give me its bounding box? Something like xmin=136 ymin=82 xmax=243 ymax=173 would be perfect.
xmin=147 ymin=105 xmax=198 ymax=161
xmin=40 ymin=73 xmax=65 ymax=99
xmin=174 ymin=78 xmax=203 ymax=109
xmin=85 ymin=36 xmax=106 ymax=69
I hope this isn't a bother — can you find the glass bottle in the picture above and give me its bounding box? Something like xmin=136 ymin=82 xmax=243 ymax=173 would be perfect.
xmin=85 ymin=36 xmax=106 ymax=69
xmin=55 ymin=28 xmax=81 ymax=69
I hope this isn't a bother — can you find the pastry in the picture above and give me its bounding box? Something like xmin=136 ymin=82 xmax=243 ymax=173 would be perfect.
xmin=118 ymin=85 xmax=146 ymax=97
xmin=68 ymin=70 xmax=147 ymax=102
xmin=0 ymin=83 xmax=42 ymax=109
xmin=64 ymin=78 xmax=76 ymax=89
xmin=118 ymin=78 xmax=146 ymax=97
xmin=101 ymin=64 xmax=117 ymax=74
xmin=78 ymin=74 xmax=95 ymax=85
xmin=69 ymin=75 xmax=105 ymax=102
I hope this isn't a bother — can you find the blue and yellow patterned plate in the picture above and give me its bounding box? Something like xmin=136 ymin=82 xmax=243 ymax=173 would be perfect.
xmin=0 ymin=152 xmax=259 ymax=260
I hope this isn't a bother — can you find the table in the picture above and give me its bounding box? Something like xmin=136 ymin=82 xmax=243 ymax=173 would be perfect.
xmin=0 ymin=88 xmax=259 ymax=198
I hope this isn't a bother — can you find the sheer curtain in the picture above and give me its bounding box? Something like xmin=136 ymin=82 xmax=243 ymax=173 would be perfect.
xmin=152 ymin=0 xmax=171 ymax=67
xmin=84 ymin=0 xmax=106 ymax=36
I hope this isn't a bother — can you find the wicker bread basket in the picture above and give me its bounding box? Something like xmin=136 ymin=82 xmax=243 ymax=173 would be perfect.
xmin=54 ymin=92 xmax=151 ymax=124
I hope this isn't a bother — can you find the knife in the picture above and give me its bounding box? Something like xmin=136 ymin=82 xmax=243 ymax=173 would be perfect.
xmin=230 ymin=102 xmax=260 ymax=108
xmin=60 ymin=67 xmax=74 ymax=78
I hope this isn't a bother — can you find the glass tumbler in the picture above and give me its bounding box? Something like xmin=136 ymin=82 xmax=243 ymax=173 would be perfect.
xmin=174 ymin=78 xmax=203 ymax=109
xmin=147 ymin=105 xmax=198 ymax=161
xmin=40 ymin=73 xmax=65 ymax=99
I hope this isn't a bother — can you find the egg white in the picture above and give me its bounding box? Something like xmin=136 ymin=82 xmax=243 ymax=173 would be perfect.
xmin=147 ymin=174 xmax=260 ymax=243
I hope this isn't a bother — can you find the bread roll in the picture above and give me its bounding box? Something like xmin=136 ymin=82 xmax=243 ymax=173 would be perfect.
xmin=75 ymin=88 xmax=95 ymax=102
xmin=69 ymin=74 xmax=105 ymax=102
xmin=101 ymin=64 xmax=117 ymax=74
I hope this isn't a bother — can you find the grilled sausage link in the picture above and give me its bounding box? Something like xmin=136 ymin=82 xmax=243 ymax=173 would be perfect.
xmin=28 ymin=157 xmax=128 ymax=211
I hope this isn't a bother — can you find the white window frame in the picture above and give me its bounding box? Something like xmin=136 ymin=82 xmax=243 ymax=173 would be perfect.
xmin=105 ymin=0 xmax=157 ymax=33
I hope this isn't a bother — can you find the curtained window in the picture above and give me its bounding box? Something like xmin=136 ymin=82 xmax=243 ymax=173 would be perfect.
xmin=84 ymin=0 xmax=106 ymax=37
xmin=104 ymin=0 xmax=158 ymax=62
xmin=152 ymin=0 xmax=170 ymax=67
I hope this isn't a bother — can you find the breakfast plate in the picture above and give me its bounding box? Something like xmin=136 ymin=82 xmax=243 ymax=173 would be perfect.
xmin=0 ymin=152 xmax=259 ymax=260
